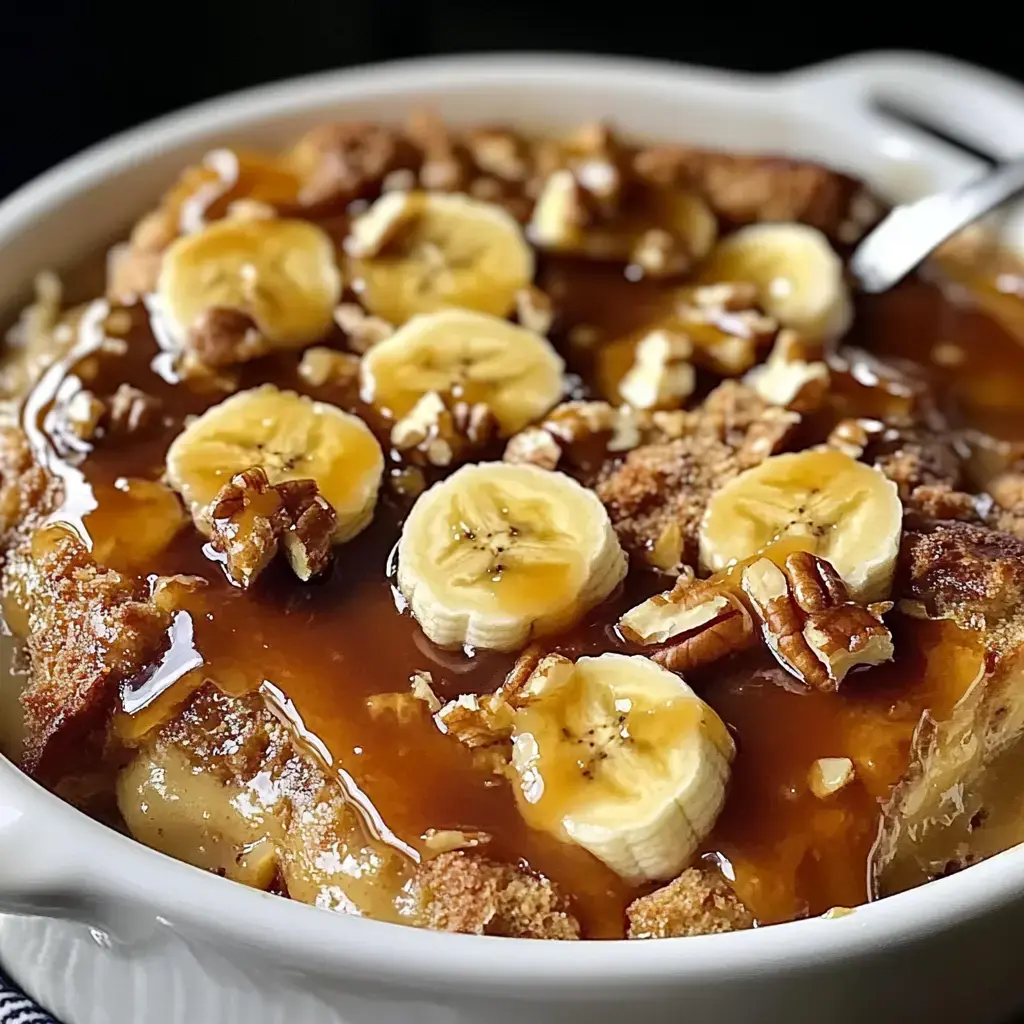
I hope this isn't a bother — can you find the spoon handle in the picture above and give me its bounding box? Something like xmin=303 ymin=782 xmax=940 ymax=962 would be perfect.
xmin=850 ymin=158 xmax=1024 ymax=293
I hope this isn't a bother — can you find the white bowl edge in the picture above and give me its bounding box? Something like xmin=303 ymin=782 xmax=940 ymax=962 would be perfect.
xmin=3 ymin=49 xmax=1024 ymax=999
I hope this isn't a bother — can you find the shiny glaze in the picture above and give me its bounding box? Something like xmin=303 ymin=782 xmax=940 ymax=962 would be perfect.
xmin=6 ymin=180 xmax=1024 ymax=937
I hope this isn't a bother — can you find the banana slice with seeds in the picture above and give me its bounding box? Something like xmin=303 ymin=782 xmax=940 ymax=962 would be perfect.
xmin=360 ymin=309 xmax=565 ymax=436
xmin=158 ymin=218 xmax=342 ymax=348
xmin=397 ymin=462 xmax=627 ymax=651
xmin=699 ymin=223 xmax=851 ymax=341
xmin=166 ymin=384 xmax=383 ymax=543
xmin=511 ymin=652 xmax=734 ymax=883
xmin=699 ymin=449 xmax=902 ymax=602
xmin=348 ymin=191 xmax=534 ymax=325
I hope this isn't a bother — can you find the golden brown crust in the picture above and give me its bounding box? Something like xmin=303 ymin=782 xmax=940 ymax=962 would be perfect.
xmin=626 ymin=867 xmax=754 ymax=938
xmin=633 ymin=146 xmax=882 ymax=239
xmin=413 ymin=850 xmax=580 ymax=939
xmin=597 ymin=382 xmax=797 ymax=563
xmin=0 ymin=427 xmax=60 ymax=551
xmin=16 ymin=529 xmax=170 ymax=778
xmin=898 ymin=520 xmax=1024 ymax=655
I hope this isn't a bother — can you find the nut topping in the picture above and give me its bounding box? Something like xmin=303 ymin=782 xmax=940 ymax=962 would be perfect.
xmin=741 ymin=552 xmax=894 ymax=692
xmin=297 ymin=347 xmax=361 ymax=388
xmin=204 ymin=466 xmax=337 ymax=587
xmin=808 ymin=757 xmax=856 ymax=798
xmin=503 ymin=426 xmax=563 ymax=470
xmin=185 ymin=306 xmax=270 ymax=368
xmin=619 ymin=330 xmax=696 ymax=411
xmin=333 ymin=302 xmax=394 ymax=353
xmin=391 ymin=391 xmax=497 ymax=468
xmin=745 ymin=329 xmax=830 ymax=412
xmin=619 ymin=574 xmax=757 ymax=673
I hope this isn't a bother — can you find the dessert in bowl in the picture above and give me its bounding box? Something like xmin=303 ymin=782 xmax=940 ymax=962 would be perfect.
xmin=3 ymin=52 xmax=1024 ymax=1024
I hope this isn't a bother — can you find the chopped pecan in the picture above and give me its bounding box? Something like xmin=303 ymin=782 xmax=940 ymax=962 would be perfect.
xmin=366 ymin=670 xmax=442 ymax=723
xmin=332 ymin=302 xmax=394 ymax=353
xmin=277 ymin=479 xmax=337 ymax=582
xmin=291 ymin=122 xmax=417 ymax=208
xmin=632 ymin=146 xmax=881 ymax=240
xmin=745 ymin=329 xmax=830 ymax=413
xmin=185 ymin=307 xmax=269 ymax=368
xmin=515 ymin=284 xmax=555 ymax=335
xmin=297 ymin=347 xmax=361 ymax=388
xmin=808 ymin=756 xmax=856 ymax=798
xmin=108 ymin=384 xmax=161 ymax=435
xmin=619 ymin=330 xmax=695 ymax=411
xmin=503 ymin=427 xmax=563 ymax=470
xmin=619 ymin=574 xmax=756 ymax=673
xmin=466 ymin=127 xmax=530 ymax=182
xmin=61 ymin=389 xmax=106 ymax=441
xmin=741 ymin=552 xmax=894 ymax=692
xmin=205 ymin=467 xmax=336 ymax=587
xmin=407 ymin=109 xmax=472 ymax=192
xmin=391 ymin=391 xmax=495 ymax=468
xmin=422 ymin=828 xmax=492 ymax=856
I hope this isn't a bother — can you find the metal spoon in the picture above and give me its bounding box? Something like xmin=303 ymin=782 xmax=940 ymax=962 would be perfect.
xmin=850 ymin=159 xmax=1024 ymax=293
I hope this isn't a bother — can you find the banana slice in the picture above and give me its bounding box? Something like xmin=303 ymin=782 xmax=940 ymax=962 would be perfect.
xmin=158 ymin=217 xmax=341 ymax=347
xmin=360 ymin=309 xmax=564 ymax=436
xmin=511 ymin=652 xmax=734 ymax=883
xmin=397 ymin=462 xmax=627 ymax=651
xmin=699 ymin=449 xmax=902 ymax=602
xmin=348 ymin=191 xmax=534 ymax=325
xmin=166 ymin=384 xmax=383 ymax=542
xmin=698 ymin=223 xmax=852 ymax=341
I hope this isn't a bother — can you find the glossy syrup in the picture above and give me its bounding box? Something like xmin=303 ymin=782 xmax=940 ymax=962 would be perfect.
xmin=13 ymin=229 xmax=1024 ymax=937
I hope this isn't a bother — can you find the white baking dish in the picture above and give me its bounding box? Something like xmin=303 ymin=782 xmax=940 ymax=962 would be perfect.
xmin=2 ymin=50 xmax=1024 ymax=1024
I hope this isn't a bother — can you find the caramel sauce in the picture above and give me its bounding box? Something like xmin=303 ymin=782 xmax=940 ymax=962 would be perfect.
xmin=8 ymin=157 xmax=1024 ymax=938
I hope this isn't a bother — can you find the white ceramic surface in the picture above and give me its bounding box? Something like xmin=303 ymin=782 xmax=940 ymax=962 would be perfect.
xmin=2 ymin=51 xmax=1024 ymax=1024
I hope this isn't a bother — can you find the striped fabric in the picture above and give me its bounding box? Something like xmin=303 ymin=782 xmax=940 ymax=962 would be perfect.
xmin=0 ymin=970 xmax=58 ymax=1024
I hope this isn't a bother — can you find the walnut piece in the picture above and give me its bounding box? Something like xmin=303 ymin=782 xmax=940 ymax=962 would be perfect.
xmin=808 ymin=756 xmax=856 ymax=798
xmin=619 ymin=329 xmax=696 ymax=411
xmin=333 ymin=302 xmax=394 ymax=353
xmin=515 ymin=284 xmax=555 ymax=335
xmin=108 ymin=384 xmax=161 ymax=435
xmin=745 ymin=329 xmax=830 ymax=412
xmin=741 ymin=552 xmax=894 ymax=692
xmin=277 ymin=478 xmax=337 ymax=582
xmin=62 ymin=390 xmax=106 ymax=441
xmin=620 ymin=574 xmax=756 ymax=673
xmin=391 ymin=391 xmax=496 ymax=468
xmin=205 ymin=467 xmax=337 ymax=587
xmin=290 ymin=122 xmax=416 ymax=208
xmin=422 ymin=828 xmax=492 ymax=855
xmin=185 ymin=306 xmax=269 ymax=368
xmin=297 ymin=347 xmax=361 ymax=388
xmin=676 ymin=282 xmax=778 ymax=377
xmin=503 ymin=426 xmax=563 ymax=470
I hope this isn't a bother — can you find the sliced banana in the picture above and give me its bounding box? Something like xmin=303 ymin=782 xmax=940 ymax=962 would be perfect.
xmin=699 ymin=449 xmax=902 ymax=602
xmin=360 ymin=309 xmax=564 ymax=436
xmin=166 ymin=384 xmax=383 ymax=542
xmin=698 ymin=223 xmax=852 ymax=341
xmin=348 ymin=191 xmax=534 ymax=325
xmin=511 ymin=652 xmax=734 ymax=883
xmin=158 ymin=218 xmax=341 ymax=347
xmin=397 ymin=462 xmax=627 ymax=651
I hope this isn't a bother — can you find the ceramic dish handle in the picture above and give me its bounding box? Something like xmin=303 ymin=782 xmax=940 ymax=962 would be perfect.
xmin=783 ymin=51 xmax=1024 ymax=163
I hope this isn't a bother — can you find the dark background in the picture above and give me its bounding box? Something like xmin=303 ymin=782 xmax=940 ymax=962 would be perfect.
xmin=2 ymin=3 xmax=1023 ymax=200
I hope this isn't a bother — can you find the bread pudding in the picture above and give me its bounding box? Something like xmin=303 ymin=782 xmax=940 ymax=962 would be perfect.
xmin=3 ymin=112 xmax=1024 ymax=941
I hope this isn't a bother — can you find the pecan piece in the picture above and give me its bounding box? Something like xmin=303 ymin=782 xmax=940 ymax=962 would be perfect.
xmin=108 ymin=384 xmax=161 ymax=435
xmin=205 ymin=467 xmax=337 ymax=587
xmin=277 ymin=478 xmax=338 ymax=582
xmin=741 ymin=552 xmax=894 ymax=692
xmin=185 ymin=306 xmax=269 ymax=368
xmin=391 ymin=391 xmax=497 ymax=468
xmin=619 ymin=575 xmax=757 ymax=673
